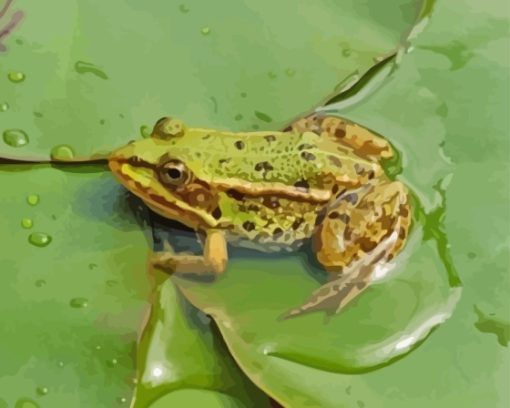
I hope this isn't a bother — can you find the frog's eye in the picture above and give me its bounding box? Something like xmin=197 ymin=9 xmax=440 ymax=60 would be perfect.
xmin=153 ymin=117 xmax=186 ymax=139
xmin=159 ymin=160 xmax=191 ymax=186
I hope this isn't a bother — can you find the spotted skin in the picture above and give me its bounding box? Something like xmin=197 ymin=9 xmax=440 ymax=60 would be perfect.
xmin=109 ymin=115 xmax=411 ymax=317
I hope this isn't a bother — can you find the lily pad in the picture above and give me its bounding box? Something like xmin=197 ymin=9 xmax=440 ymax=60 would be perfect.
xmin=0 ymin=0 xmax=428 ymax=161
xmin=133 ymin=272 xmax=272 ymax=408
xmin=150 ymin=0 xmax=509 ymax=406
xmin=0 ymin=166 xmax=270 ymax=407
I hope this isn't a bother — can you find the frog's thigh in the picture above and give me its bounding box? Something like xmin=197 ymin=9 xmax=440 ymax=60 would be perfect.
xmin=304 ymin=181 xmax=410 ymax=314
xmin=316 ymin=181 xmax=410 ymax=272
xmin=152 ymin=230 xmax=228 ymax=275
xmin=290 ymin=114 xmax=393 ymax=160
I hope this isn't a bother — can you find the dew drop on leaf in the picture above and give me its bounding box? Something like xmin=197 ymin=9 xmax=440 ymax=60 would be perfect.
xmin=36 ymin=386 xmax=48 ymax=396
xmin=201 ymin=26 xmax=211 ymax=35
xmin=69 ymin=297 xmax=88 ymax=308
xmin=50 ymin=144 xmax=75 ymax=161
xmin=140 ymin=125 xmax=151 ymax=138
xmin=3 ymin=129 xmax=29 ymax=147
xmin=107 ymin=358 xmax=118 ymax=367
xmin=27 ymin=195 xmax=39 ymax=206
xmin=285 ymin=68 xmax=296 ymax=77
xmin=14 ymin=398 xmax=39 ymax=408
xmin=35 ymin=279 xmax=46 ymax=287
xmin=0 ymin=102 xmax=9 ymax=112
xmin=21 ymin=218 xmax=33 ymax=229
xmin=28 ymin=232 xmax=52 ymax=247
xmin=8 ymin=71 xmax=25 ymax=83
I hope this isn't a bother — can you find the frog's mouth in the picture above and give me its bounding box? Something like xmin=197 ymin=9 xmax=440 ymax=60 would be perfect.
xmin=109 ymin=158 xmax=215 ymax=231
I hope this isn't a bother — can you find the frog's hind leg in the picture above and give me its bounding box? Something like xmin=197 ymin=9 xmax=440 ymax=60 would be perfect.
xmin=152 ymin=229 xmax=228 ymax=275
xmin=283 ymin=181 xmax=410 ymax=319
xmin=287 ymin=114 xmax=393 ymax=161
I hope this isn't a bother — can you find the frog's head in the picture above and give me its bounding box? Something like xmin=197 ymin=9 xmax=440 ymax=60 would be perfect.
xmin=108 ymin=117 xmax=223 ymax=230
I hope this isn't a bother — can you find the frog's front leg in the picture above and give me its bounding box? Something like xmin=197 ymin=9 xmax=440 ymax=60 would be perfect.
xmin=152 ymin=229 xmax=228 ymax=275
xmin=284 ymin=181 xmax=410 ymax=318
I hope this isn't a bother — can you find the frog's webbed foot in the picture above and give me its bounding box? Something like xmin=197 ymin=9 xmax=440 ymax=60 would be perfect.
xmin=282 ymin=181 xmax=410 ymax=319
xmin=151 ymin=229 xmax=228 ymax=275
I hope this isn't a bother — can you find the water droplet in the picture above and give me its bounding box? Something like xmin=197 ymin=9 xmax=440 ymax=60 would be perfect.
xmin=140 ymin=125 xmax=151 ymax=138
xmin=117 ymin=397 xmax=127 ymax=404
xmin=0 ymin=102 xmax=9 ymax=112
xmin=15 ymin=38 xmax=23 ymax=45
xmin=99 ymin=119 xmax=106 ymax=125
xmin=70 ymin=297 xmax=88 ymax=308
xmin=467 ymin=251 xmax=476 ymax=259
xmin=3 ymin=129 xmax=29 ymax=147
xmin=74 ymin=61 xmax=108 ymax=80
xmin=254 ymin=111 xmax=273 ymax=123
xmin=106 ymin=279 xmax=119 ymax=287
xmin=50 ymin=145 xmax=75 ymax=161
xmin=357 ymin=401 xmax=365 ymax=408
xmin=89 ymin=263 xmax=98 ymax=270
xmin=27 ymin=194 xmax=39 ymax=206
xmin=57 ymin=361 xmax=64 ymax=367
xmin=21 ymin=218 xmax=33 ymax=229
xmin=240 ymin=92 xmax=247 ymax=98
xmin=342 ymin=48 xmax=352 ymax=57
xmin=14 ymin=398 xmax=39 ymax=408
xmin=179 ymin=4 xmax=189 ymax=13
xmin=107 ymin=358 xmax=118 ymax=367
xmin=285 ymin=68 xmax=295 ymax=77
xmin=35 ymin=279 xmax=46 ymax=287
xmin=33 ymin=112 xmax=43 ymax=118
xmin=8 ymin=71 xmax=25 ymax=83
xmin=119 ymin=113 xmax=125 ymax=119
xmin=234 ymin=114 xmax=243 ymax=121
xmin=252 ymin=124 xmax=260 ymax=130
xmin=28 ymin=232 xmax=52 ymax=247
xmin=267 ymin=71 xmax=277 ymax=79
xmin=36 ymin=386 xmax=48 ymax=396
xmin=95 ymin=345 xmax=102 ymax=350
xmin=201 ymin=26 xmax=211 ymax=35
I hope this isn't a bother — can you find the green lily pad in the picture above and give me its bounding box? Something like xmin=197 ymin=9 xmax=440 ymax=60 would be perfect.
xmin=0 ymin=164 xmax=152 ymax=407
xmin=148 ymin=0 xmax=509 ymax=406
xmin=0 ymin=0 xmax=428 ymax=161
xmin=133 ymin=272 xmax=272 ymax=407
xmin=0 ymin=165 xmax=271 ymax=407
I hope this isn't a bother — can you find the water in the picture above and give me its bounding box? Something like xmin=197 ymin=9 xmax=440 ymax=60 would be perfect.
xmin=14 ymin=399 xmax=39 ymax=408
xmin=285 ymin=68 xmax=296 ymax=77
xmin=200 ymin=27 xmax=211 ymax=35
xmin=28 ymin=232 xmax=52 ymax=247
xmin=26 ymin=195 xmax=39 ymax=206
xmin=3 ymin=129 xmax=29 ymax=147
xmin=21 ymin=218 xmax=33 ymax=229
xmin=0 ymin=102 xmax=9 ymax=112
xmin=254 ymin=111 xmax=273 ymax=123
xmin=36 ymin=387 xmax=48 ymax=396
xmin=7 ymin=71 xmax=25 ymax=83
xmin=69 ymin=297 xmax=88 ymax=308
xmin=140 ymin=125 xmax=151 ymax=138
xmin=50 ymin=145 xmax=75 ymax=161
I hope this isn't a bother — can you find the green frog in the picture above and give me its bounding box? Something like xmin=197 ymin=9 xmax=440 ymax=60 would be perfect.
xmin=109 ymin=114 xmax=411 ymax=317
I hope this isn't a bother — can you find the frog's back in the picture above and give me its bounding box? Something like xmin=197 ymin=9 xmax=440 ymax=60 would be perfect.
xmin=172 ymin=127 xmax=381 ymax=193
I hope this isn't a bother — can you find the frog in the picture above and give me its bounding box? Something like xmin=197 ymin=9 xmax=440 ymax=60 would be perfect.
xmin=108 ymin=114 xmax=411 ymax=318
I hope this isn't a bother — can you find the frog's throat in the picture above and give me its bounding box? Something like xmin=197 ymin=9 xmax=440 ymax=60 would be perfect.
xmin=108 ymin=159 xmax=218 ymax=230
